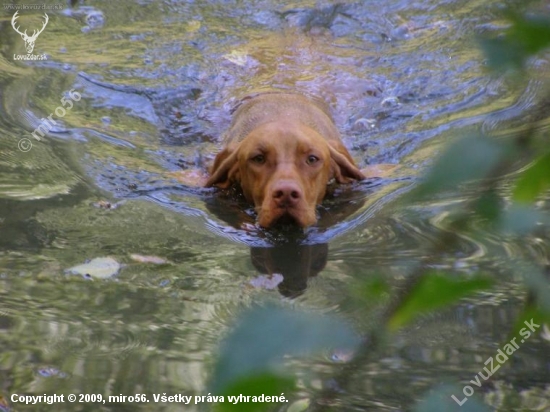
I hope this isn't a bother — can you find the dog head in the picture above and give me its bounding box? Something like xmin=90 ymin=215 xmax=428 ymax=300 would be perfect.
xmin=205 ymin=121 xmax=364 ymax=228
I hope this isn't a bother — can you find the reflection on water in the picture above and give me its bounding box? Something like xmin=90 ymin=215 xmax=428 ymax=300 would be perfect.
xmin=251 ymin=243 xmax=329 ymax=298
xmin=1 ymin=0 xmax=550 ymax=410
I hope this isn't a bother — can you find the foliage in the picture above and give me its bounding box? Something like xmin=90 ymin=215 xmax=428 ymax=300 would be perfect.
xmin=480 ymin=11 xmax=550 ymax=71
xmin=209 ymin=305 xmax=359 ymax=395
xmin=513 ymin=151 xmax=550 ymax=202
xmin=388 ymin=272 xmax=493 ymax=331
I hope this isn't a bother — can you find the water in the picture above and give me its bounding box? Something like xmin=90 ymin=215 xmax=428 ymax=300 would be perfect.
xmin=1 ymin=0 xmax=550 ymax=410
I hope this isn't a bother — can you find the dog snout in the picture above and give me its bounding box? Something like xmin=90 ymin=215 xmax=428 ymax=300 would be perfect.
xmin=272 ymin=181 xmax=302 ymax=208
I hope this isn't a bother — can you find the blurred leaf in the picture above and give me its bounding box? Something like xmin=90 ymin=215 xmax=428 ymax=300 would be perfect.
xmin=414 ymin=384 xmax=491 ymax=412
xmin=474 ymin=190 xmax=502 ymax=223
xmin=499 ymin=203 xmax=547 ymax=235
xmin=479 ymin=37 xmax=525 ymax=71
xmin=65 ymin=257 xmax=120 ymax=279
xmin=513 ymin=261 xmax=550 ymax=313
xmin=513 ymin=151 xmax=550 ymax=202
xmin=480 ymin=12 xmax=550 ymax=71
xmin=411 ymin=135 xmax=505 ymax=200
xmin=215 ymin=373 xmax=294 ymax=412
xmin=354 ymin=274 xmax=390 ymax=303
xmin=210 ymin=305 xmax=360 ymax=394
xmin=509 ymin=13 xmax=550 ymax=56
xmin=389 ymin=272 xmax=493 ymax=331
xmin=510 ymin=304 xmax=550 ymax=339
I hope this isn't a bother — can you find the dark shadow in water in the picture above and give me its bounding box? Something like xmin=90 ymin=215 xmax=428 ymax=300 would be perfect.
xmin=203 ymin=182 xmax=377 ymax=296
xmin=250 ymin=242 xmax=329 ymax=298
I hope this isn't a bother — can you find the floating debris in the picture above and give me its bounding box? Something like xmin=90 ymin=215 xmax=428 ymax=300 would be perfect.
xmin=223 ymin=50 xmax=249 ymax=67
xmin=248 ymin=273 xmax=283 ymax=290
xmin=92 ymin=200 xmax=125 ymax=210
xmin=66 ymin=257 xmax=121 ymax=279
xmin=186 ymin=20 xmax=201 ymax=33
xmin=130 ymin=254 xmax=168 ymax=265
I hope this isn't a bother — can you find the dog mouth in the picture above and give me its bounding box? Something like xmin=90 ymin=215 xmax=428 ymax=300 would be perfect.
xmin=273 ymin=212 xmax=300 ymax=226
xmin=258 ymin=206 xmax=317 ymax=229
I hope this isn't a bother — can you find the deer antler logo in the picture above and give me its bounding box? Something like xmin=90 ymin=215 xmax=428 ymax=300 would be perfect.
xmin=11 ymin=11 xmax=49 ymax=54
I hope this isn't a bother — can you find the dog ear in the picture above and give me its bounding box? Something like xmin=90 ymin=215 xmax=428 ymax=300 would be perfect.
xmin=328 ymin=141 xmax=365 ymax=183
xmin=205 ymin=145 xmax=240 ymax=189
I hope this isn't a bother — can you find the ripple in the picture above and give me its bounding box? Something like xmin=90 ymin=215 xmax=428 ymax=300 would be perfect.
xmin=482 ymin=79 xmax=543 ymax=134
xmin=45 ymin=326 xmax=149 ymax=361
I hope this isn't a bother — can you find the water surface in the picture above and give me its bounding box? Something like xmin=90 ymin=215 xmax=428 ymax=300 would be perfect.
xmin=1 ymin=0 xmax=550 ymax=410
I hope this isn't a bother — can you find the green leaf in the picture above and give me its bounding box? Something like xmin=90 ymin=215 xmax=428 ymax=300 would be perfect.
xmin=389 ymin=272 xmax=493 ymax=331
xmin=479 ymin=11 xmax=550 ymax=71
xmin=411 ymin=135 xmax=505 ymax=200
xmin=215 ymin=373 xmax=294 ymax=412
xmin=210 ymin=305 xmax=359 ymax=394
xmin=352 ymin=275 xmax=390 ymax=304
xmin=513 ymin=151 xmax=550 ymax=202
xmin=414 ymin=384 xmax=491 ymax=412
xmin=510 ymin=13 xmax=550 ymax=56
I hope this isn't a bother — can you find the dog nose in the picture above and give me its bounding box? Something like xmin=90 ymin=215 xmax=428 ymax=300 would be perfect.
xmin=272 ymin=181 xmax=302 ymax=207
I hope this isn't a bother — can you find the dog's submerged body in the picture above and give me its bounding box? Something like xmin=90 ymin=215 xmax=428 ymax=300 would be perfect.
xmin=205 ymin=93 xmax=366 ymax=228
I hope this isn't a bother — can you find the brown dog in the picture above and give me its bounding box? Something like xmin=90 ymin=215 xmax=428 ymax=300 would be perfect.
xmin=205 ymin=93 xmax=366 ymax=228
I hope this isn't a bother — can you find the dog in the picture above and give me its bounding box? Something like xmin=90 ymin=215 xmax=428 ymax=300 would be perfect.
xmin=205 ymin=92 xmax=369 ymax=228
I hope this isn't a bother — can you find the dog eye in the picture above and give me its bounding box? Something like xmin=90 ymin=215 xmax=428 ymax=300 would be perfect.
xmin=251 ymin=154 xmax=265 ymax=164
xmin=306 ymin=155 xmax=319 ymax=165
